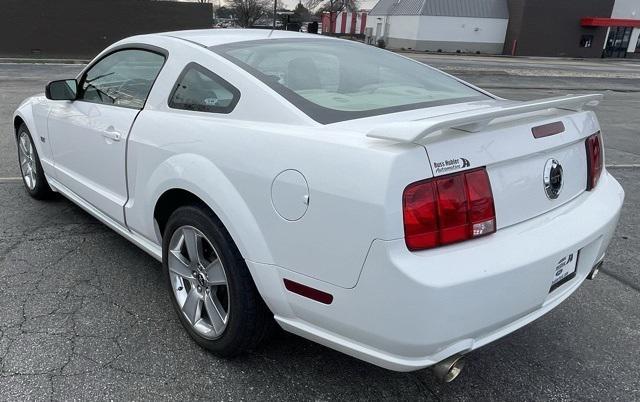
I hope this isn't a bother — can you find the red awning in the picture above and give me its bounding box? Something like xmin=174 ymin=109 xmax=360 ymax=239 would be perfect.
xmin=581 ymin=17 xmax=640 ymax=28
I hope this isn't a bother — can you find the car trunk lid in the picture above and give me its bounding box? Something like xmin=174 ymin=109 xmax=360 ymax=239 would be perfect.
xmin=364 ymin=94 xmax=603 ymax=229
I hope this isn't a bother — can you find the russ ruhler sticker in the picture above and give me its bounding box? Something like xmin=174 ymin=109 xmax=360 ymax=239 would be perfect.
xmin=433 ymin=157 xmax=470 ymax=174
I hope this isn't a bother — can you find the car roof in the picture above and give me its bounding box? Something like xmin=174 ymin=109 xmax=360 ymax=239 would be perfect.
xmin=157 ymin=29 xmax=333 ymax=48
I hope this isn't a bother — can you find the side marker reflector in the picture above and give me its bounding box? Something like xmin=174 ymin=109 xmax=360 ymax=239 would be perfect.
xmin=284 ymin=279 xmax=334 ymax=304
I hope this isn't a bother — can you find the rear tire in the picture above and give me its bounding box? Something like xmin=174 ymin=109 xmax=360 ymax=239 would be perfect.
xmin=162 ymin=205 xmax=274 ymax=356
xmin=16 ymin=124 xmax=53 ymax=200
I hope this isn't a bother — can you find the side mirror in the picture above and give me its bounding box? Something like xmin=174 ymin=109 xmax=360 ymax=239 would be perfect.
xmin=45 ymin=79 xmax=78 ymax=101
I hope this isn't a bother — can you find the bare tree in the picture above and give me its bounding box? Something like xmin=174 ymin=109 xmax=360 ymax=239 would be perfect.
xmin=303 ymin=0 xmax=323 ymax=12
xmin=228 ymin=0 xmax=270 ymax=27
xmin=319 ymin=0 xmax=359 ymax=13
xmin=343 ymin=0 xmax=359 ymax=12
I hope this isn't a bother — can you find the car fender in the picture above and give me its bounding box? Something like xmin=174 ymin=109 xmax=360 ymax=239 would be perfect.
xmin=13 ymin=97 xmax=38 ymax=139
xmin=13 ymin=95 xmax=54 ymax=172
xmin=142 ymin=153 xmax=274 ymax=265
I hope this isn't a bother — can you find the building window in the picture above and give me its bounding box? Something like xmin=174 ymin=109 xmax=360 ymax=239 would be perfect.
xmin=580 ymin=35 xmax=593 ymax=48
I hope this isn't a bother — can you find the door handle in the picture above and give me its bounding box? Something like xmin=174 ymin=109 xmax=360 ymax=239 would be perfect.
xmin=102 ymin=128 xmax=122 ymax=142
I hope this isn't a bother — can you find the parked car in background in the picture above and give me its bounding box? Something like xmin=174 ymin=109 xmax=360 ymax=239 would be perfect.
xmin=12 ymin=29 xmax=623 ymax=381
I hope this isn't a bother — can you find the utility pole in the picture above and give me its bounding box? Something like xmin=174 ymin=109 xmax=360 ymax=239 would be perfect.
xmin=273 ymin=0 xmax=277 ymax=29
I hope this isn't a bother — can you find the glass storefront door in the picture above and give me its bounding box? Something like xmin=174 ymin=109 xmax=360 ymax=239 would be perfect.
xmin=604 ymin=26 xmax=633 ymax=58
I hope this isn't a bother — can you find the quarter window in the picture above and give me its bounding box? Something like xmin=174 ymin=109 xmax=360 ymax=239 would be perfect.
xmin=168 ymin=63 xmax=240 ymax=114
xmin=79 ymin=49 xmax=165 ymax=109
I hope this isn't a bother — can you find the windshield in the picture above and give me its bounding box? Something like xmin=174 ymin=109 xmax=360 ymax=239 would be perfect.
xmin=211 ymin=39 xmax=488 ymax=123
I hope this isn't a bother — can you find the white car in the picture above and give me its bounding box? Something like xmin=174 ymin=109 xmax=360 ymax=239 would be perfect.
xmin=13 ymin=29 xmax=624 ymax=381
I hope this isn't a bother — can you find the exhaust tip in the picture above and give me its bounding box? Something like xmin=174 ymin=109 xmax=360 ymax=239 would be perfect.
xmin=433 ymin=354 xmax=465 ymax=383
xmin=587 ymin=260 xmax=603 ymax=280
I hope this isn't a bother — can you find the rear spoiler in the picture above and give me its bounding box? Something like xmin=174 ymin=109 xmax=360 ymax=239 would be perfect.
xmin=366 ymin=94 xmax=603 ymax=143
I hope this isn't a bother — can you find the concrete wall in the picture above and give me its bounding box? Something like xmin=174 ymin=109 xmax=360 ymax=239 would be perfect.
xmin=415 ymin=16 xmax=507 ymax=43
xmin=0 ymin=0 xmax=213 ymax=58
xmin=366 ymin=16 xmax=390 ymax=41
xmin=366 ymin=16 xmax=383 ymax=40
xmin=504 ymin=0 xmax=615 ymax=57
xmin=367 ymin=15 xmax=507 ymax=53
xmin=387 ymin=16 xmax=421 ymax=41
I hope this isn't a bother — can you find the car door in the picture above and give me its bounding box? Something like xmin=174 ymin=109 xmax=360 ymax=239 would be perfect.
xmin=48 ymin=48 xmax=165 ymax=226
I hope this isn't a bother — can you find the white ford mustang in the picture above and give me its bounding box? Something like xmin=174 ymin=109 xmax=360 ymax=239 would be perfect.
xmin=13 ymin=29 xmax=624 ymax=380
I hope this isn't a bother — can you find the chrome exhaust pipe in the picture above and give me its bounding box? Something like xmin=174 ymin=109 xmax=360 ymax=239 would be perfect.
xmin=587 ymin=260 xmax=603 ymax=280
xmin=432 ymin=354 xmax=465 ymax=383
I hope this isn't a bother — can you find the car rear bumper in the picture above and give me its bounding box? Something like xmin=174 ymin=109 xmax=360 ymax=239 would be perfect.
xmin=255 ymin=171 xmax=624 ymax=372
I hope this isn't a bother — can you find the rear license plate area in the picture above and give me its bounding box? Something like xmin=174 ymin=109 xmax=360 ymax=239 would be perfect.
xmin=549 ymin=251 xmax=579 ymax=293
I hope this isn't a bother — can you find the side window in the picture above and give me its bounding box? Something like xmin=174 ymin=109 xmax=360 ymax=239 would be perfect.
xmin=79 ymin=49 xmax=165 ymax=109
xmin=169 ymin=63 xmax=240 ymax=114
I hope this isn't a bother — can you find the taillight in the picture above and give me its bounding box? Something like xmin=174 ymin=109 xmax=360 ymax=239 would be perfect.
xmin=403 ymin=168 xmax=496 ymax=251
xmin=585 ymin=132 xmax=603 ymax=191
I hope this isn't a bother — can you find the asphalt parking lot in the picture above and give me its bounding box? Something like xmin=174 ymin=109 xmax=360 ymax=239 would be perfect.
xmin=1 ymin=55 xmax=639 ymax=400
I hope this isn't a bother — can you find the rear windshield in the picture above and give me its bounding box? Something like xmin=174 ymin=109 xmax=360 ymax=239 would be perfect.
xmin=211 ymin=39 xmax=487 ymax=124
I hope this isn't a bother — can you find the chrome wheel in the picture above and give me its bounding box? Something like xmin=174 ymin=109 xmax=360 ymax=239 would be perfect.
xmin=168 ymin=226 xmax=230 ymax=339
xmin=18 ymin=132 xmax=36 ymax=190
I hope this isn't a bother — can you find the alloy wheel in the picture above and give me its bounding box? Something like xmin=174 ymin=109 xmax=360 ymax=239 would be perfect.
xmin=168 ymin=225 xmax=230 ymax=339
xmin=18 ymin=132 xmax=36 ymax=190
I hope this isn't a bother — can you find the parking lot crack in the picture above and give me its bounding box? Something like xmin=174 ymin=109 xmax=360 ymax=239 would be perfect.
xmin=57 ymin=336 xmax=77 ymax=375
xmin=0 ymin=205 xmax=76 ymax=265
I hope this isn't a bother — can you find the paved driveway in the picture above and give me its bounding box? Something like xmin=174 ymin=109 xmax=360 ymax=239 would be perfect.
xmin=1 ymin=57 xmax=639 ymax=400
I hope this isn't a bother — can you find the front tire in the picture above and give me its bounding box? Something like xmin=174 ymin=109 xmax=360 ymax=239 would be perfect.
xmin=16 ymin=124 xmax=53 ymax=199
xmin=162 ymin=205 xmax=274 ymax=356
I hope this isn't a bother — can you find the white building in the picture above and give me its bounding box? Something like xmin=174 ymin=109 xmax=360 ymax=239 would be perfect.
xmin=366 ymin=0 xmax=509 ymax=54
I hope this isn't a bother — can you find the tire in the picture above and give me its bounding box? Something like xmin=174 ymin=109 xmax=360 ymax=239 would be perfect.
xmin=16 ymin=124 xmax=53 ymax=199
xmin=162 ymin=205 xmax=274 ymax=357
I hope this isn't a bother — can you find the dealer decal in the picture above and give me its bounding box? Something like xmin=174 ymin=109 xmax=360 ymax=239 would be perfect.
xmin=555 ymin=254 xmax=574 ymax=272
xmin=433 ymin=158 xmax=470 ymax=174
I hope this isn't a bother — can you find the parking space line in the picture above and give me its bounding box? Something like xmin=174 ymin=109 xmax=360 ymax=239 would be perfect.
xmin=0 ymin=177 xmax=22 ymax=182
